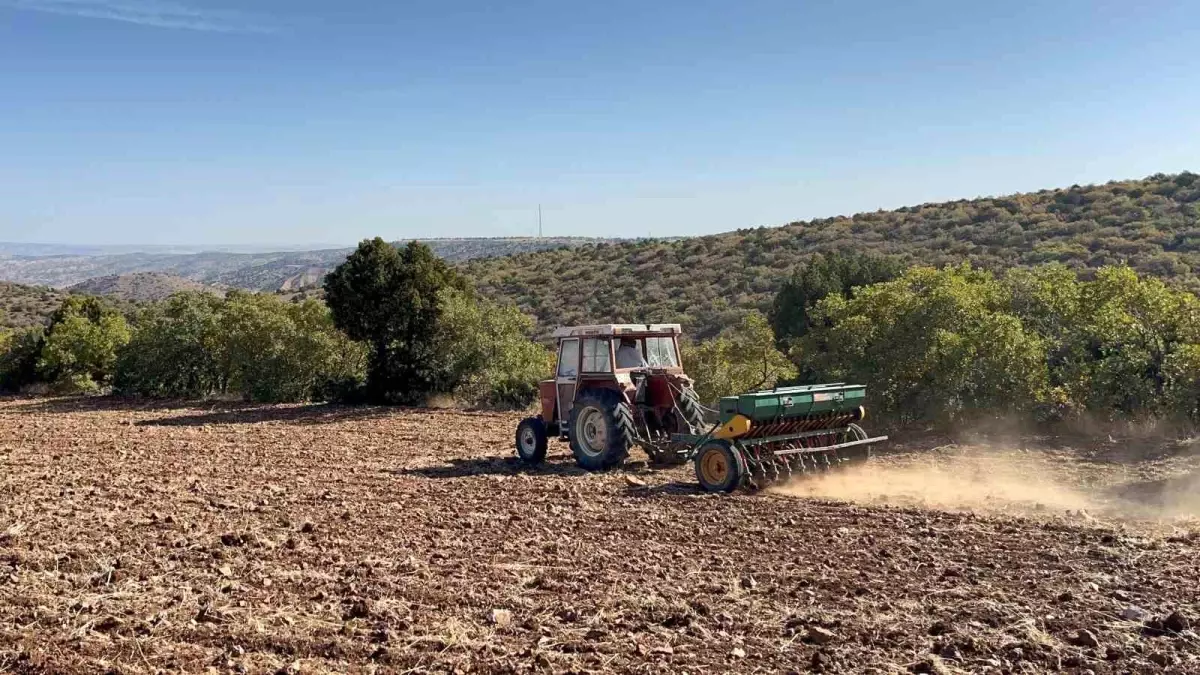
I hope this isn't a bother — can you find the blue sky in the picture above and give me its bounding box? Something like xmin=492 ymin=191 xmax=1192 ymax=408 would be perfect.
xmin=1 ymin=0 xmax=1198 ymax=247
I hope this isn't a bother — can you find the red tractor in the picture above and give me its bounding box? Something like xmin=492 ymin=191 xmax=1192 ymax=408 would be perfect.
xmin=514 ymin=324 xmax=707 ymax=469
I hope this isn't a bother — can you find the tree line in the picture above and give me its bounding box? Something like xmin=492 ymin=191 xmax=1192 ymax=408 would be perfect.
xmin=4 ymin=238 xmax=1200 ymax=431
xmin=0 ymin=238 xmax=551 ymax=408
xmin=687 ymin=250 xmax=1200 ymax=428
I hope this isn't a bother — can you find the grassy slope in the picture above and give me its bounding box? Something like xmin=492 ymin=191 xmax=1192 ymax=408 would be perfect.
xmin=0 ymin=282 xmax=69 ymax=330
xmin=462 ymin=172 xmax=1200 ymax=338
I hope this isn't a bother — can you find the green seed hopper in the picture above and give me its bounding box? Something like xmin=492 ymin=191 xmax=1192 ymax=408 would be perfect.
xmin=673 ymin=383 xmax=889 ymax=492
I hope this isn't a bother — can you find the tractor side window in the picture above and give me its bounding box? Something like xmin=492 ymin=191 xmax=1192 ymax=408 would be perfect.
xmin=581 ymin=338 xmax=612 ymax=373
xmin=557 ymin=339 xmax=579 ymax=378
xmin=645 ymin=337 xmax=679 ymax=367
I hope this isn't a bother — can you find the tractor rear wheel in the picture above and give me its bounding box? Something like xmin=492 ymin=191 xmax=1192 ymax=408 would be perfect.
xmin=694 ymin=439 xmax=744 ymax=493
xmin=568 ymin=390 xmax=634 ymax=470
xmin=678 ymin=385 xmax=706 ymax=433
xmin=515 ymin=416 xmax=548 ymax=463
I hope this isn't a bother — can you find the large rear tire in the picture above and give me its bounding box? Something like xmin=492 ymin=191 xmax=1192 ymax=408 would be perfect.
xmin=678 ymin=385 xmax=706 ymax=433
xmin=515 ymin=417 xmax=548 ymax=463
xmin=568 ymin=390 xmax=634 ymax=470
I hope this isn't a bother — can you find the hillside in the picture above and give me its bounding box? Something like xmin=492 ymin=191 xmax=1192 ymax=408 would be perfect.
xmin=0 ymin=282 xmax=69 ymax=329
xmin=68 ymin=272 xmax=223 ymax=302
xmin=0 ymin=237 xmax=609 ymax=290
xmin=463 ymin=172 xmax=1200 ymax=338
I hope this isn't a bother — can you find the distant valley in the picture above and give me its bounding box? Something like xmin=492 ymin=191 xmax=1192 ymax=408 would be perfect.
xmin=0 ymin=237 xmax=608 ymax=291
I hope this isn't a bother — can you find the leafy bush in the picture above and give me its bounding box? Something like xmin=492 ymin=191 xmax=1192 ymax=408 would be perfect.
xmin=114 ymin=291 xmax=366 ymax=402
xmin=38 ymin=313 xmax=131 ymax=393
xmin=684 ymin=312 xmax=796 ymax=406
xmin=33 ymin=296 xmax=131 ymax=393
xmin=796 ymin=262 xmax=1200 ymax=426
xmin=1009 ymin=265 xmax=1200 ymax=421
xmin=802 ymin=264 xmax=1047 ymax=425
xmin=439 ymin=288 xmax=554 ymax=408
xmin=113 ymin=292 xmax=226 ymax=399
xmin=770 ymin=251 xmax=904 ymax=349
xmin=0 ymin=327 xmax=45 ymax=392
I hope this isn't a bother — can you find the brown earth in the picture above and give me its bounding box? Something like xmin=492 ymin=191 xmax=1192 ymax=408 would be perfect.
xmin=2 ymin=398 xmax=1200 ymax=674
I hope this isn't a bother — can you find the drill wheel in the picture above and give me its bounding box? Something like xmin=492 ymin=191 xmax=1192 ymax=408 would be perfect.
xmin=694 ymin=440 xmax=746 ymax=493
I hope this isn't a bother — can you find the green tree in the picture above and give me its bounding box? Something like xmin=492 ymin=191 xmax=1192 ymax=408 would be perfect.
xmin=438 ymin=288 xmax=554 ymax=407
xmin=803 ymin=263 xmax=1048 ymax=424
xmin=1060 ymin=266 xmax=1200 ymax=419
xmin=113 ymin=292 xmax=227 ymax=398
xmin=114 ymin=291 xmax=366 ymax=403
xmin=37 ymin=297 xmax=131 ymax=392
xmin=770 ymin=251 xmax=905 ymax=349
xmin=0 ymin=327 xmax=45 ymax=393
xmin=323 ymin=238 xmax=469 ymax=404
xmin=221 ymin=292 xmax=367 ymax=402
xmin=685 ymin=312 xmax=796 ymax=405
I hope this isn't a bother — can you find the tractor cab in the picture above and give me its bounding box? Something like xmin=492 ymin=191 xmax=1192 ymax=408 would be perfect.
xmin=515 ymin=324 xmax=707 ymax=468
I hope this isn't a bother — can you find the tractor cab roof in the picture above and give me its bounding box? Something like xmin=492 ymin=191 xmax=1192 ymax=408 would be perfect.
xmin=552 ymin=323 xmax=682 ymax=339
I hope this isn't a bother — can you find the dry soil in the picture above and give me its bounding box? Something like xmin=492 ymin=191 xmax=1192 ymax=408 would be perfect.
xmin=2 ymin=398 xmax=1200 ymax=674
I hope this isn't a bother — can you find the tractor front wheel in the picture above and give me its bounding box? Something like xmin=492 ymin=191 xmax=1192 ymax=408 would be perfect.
xmin=694 ymin=439 xmax=744 ymax=493
xmin=568 ymin=390 xmax=634 ymax=470
xmin=515 ymin=417 xmax=548 ymax=463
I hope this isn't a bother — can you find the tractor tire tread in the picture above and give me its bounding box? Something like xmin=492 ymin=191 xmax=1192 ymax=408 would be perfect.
xmin=515 ymin=416 xmax=549 ymax=463
xmin=678 ymin=385 xmax=706 ymax=432
xmin=568 ymin=389 xmax=633 ymax=471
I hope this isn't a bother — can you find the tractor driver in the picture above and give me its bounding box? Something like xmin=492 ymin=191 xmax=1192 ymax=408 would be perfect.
xmin=616 ymin=337 xmax=647 ymax=369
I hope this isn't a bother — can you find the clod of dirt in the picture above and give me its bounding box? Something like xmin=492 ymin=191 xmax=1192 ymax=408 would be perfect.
xmin=624 ymin=476 xmax=648 ymax=488
xmin=1164 ymin=610 xmax=1191 ymax=633
xmin=490 ymin=609 xmax=513 ymax=628
xmin=928 ymin=620 xmax=954 ymax=636
xmin=1120 ymin=606 xmax=1148 ymax=621
xmin=805 ymin=627 xmax=837 ymax=645
xmin=938 ymin=644 xmax=963 ymax=661
xmin=1070 ymin=629 xmax=1101 ymax=648
xmin=344 ymin=598 xmax=373 ymax=620
xmin=300 ymin=521 xmax=315 ymax=533
xmin=93 ymin=616 xmax=123 ymax=633
xmin=909 ymin=657 xmax=950 ymax=674
xmin=650 ymin=645 xmax=674 ymax=656
xmin=195 ymin=603 xmax=227 ymax=624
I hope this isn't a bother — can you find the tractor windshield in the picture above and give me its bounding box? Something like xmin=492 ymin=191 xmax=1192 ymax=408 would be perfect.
xmin=644 ymin=336 xmax=679 ymax=367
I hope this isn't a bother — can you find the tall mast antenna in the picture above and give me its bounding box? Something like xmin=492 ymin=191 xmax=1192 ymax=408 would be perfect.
xmin=538 ymin=204 xmax=543 ymax=238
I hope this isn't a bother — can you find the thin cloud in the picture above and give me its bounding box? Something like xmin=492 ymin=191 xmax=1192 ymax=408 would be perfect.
xmin=0 ymin=0 xmax=280 ymax=33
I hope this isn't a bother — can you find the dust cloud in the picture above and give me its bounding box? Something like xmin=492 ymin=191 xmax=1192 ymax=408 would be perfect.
xmin=770 ymin=447 xmax=1101 ymax=516
xmin=767 ymin=442 xmax=1200 ymax=526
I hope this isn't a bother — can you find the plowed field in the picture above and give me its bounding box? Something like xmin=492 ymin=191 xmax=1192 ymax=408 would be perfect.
xmin=3 ymin=397 xmax=1200 ymax=674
